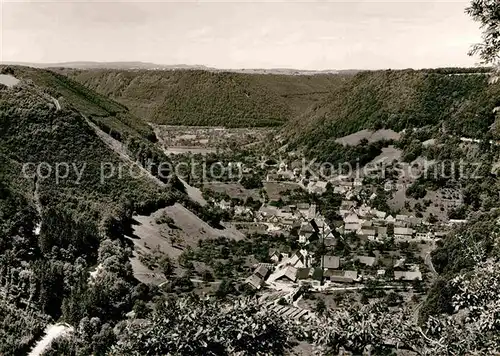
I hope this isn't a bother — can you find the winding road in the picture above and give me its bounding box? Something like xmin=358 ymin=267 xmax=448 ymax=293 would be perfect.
xmin=28 ymin=323 xmax=73 ymax=356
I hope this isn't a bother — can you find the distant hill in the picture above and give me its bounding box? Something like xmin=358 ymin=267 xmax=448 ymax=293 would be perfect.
xmin=3 ymin=61 xmax=357 ymax=75
xmin=0 ymin=65 xmax=173 ymax=226
xmin=285 ymin=68 xmax=500 ymax=159
xmin=59 ymin=68 xmax=350 ymax=127
xmin=2 ymin=61 xmax=214 ymax=71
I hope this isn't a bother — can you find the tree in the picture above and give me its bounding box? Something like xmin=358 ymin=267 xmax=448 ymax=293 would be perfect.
xmin=215 ymin=278 xmax=236 ymax=299
xmin=467 ymin=0 xmax=500 ymax=65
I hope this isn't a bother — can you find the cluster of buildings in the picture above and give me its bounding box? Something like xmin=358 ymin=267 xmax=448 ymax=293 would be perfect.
xmin=245 ymin=247 xmax=423 ymax=291
xmin=337 ymin=201 xmax=448 ymax=242
xmin=211 ymin=158 xmax=466 ymax=293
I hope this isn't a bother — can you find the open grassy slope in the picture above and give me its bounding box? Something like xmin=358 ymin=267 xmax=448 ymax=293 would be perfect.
xmin=8 ymin=66 xmax=157 ymax=141
xmin=0 ymin=66 xmax=173 ymax=225
xmin=60 ymin=69 xmax=349 ymax=127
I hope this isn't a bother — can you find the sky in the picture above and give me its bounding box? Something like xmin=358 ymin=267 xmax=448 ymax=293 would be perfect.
xmin=0 ymin=0 xmax=484 ymax=70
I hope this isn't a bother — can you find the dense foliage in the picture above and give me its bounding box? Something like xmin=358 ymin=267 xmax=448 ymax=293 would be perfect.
xmin=0 ymin=68 xmax=176 ymax=352
xmin=111 ymin=297 xmax=293 ymax=355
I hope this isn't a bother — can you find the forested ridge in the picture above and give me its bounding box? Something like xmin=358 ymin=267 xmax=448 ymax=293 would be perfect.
xmin=60 ymin=68 xmax=349 ymax=127
xmin=0 ymin=67 xmax=180 ymax=353
xmin=286 ymin=68 xmax=500 ymax=159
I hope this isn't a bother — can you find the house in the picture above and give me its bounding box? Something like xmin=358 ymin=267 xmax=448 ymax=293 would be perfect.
xmin=344 ymin=212 xmax=361 ymax=224
xmin=357 ymin=205 xmax=372 ymax=217
xmin=282 ymin=249 xmax=310 ymax=269
xmin=297 ymin=203 xmax=310 ymax=217
xmin=266 ymin=173 xmax=280 ymax=181
xmin=269 ymin=250 xmax=281 ymax=263
xmin=324 ymin=238 xmax=336 ymax=247
xmin=277 ymin=210 xmax=294 ymax=220
xmin=344 ymin=222 xmax=361 ymax=232
xmin=377 ymin=269 xmax=386 ymax=277
xmin=415 ymin=232 xmax=433 ymax=240
xmin=394 ymin=227 xmax=413 ymax=239
xmin=354 ymin=255 xmax=377 ymax=267
xmin=297 ymin=203 xmax=310 ymax=210
xmin=334 ymin=186 xmax=347 ymax=195
xmin=281 ymin=219 xmax=295 ymax=228
xmin=245 ymin=265 xmax=270 ymax=289
xmin=396 ymin=214 xmax=410 ymax=226
xmin=384 ymin=181 xmax=394 ymax=192
xmin=394 ymin=271 xmax=422 ymax=281
xmin=269 ymin=266 xmax=298 ymax=283
xmin=373 ymin=210 xmax=387 ymax=220
xmin=245 ymin=274 xmax=264 ymax=289
xmin=340 ymin=200 xmax=356 ymax=215
xmin=385 ymin=215 xmax=396 ymax=224
xmin=361 ymin=220 xmax=373 ymax=228
xmin=308 ymin=181 xmax=328 ymax=195
xmin=218 ymin=199 xmax=232 ymax=210
xmin=298 ymin=221 xmax=319 ymax=244
xmin=339 ymin=180 xmax=354 ymax=188
xmin=296 ymin=268 xmax=323 ymax=286
xmin=296 ymin=268 xmax=312 ymax=284
xmin=310 ymin=268 xmax=324 ymax=286
xmin=254 ymin=265 xmax=269 ymax=279
xmin=258 ymin=205 xmax=279 ymax=219
xmin=308 ymin=204 xmax=317 ymax=219
xmin=330 ymin=270 xmax=358 ymax=283
xmin=357 ymin=228 xmax=376 ymax=239
xmin=323 ymin=255 xmax=340 ymax=269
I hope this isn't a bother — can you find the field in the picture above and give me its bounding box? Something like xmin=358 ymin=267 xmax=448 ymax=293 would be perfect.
xmin=0 ymin=74 xmax=20 ymax=87
xmin=264 ymin=181 xmax=302 ymax=201
xmin=335 ymin=129 xmax=401 ymax=146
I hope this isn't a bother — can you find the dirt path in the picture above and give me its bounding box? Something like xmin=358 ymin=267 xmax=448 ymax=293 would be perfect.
xmin=33 ymin=177 xmax=42 ymax=235
xmin=425 ymin=251 xmax=438 ymax=277
xmin=51 ymin=97 xmax=61 ymax=111
xmin=82 ymin=115 xmax=165 ymax=187
xmin=178 ymin=177 xmax=207 ymax=206
xmin=149 ymin=124 xmax=208 ymax=205
xmin=28 ymin=323 xmax=73 ymax=356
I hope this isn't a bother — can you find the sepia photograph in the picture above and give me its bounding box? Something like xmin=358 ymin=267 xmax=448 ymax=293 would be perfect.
xmin=1 ymin=0 xmax=500 ymax=354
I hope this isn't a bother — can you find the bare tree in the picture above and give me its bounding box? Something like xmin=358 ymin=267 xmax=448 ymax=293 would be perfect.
xmin=467 ymin=0 xmax=500 ymax=66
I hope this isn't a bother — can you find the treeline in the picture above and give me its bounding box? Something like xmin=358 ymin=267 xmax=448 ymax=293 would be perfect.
xmin=62 ymin=68 xmax=348 ymax=127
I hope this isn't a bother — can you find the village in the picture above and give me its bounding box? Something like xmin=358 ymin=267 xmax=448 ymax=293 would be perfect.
xmin=200 ymin=155 xmax=466 ymax=297
xmin=145 ymin=125 xmax=470 ymax=318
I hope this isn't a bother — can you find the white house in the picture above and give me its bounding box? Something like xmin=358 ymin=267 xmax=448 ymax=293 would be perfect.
xmin=385 ymin=215 xmax=396 ymax=224
xmin=344 ymin=212 xmax=361 ymax=224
